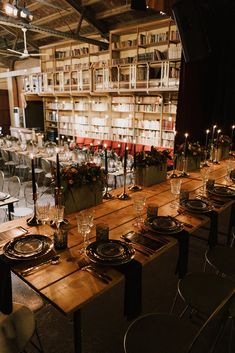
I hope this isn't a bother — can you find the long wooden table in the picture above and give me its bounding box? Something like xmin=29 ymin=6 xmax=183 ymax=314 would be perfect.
xmin=0 ymin=160 xmax=234 ymax=353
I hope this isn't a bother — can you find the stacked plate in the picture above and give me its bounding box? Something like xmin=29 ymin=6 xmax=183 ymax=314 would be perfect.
xmin=183 ymin=199 xmax=211 ymax=213
xmin=3 ymin=234 xmax=53 ymax=261
xmin=208 ymin=185 xmax=235 ymax=197
xmin=145 ymin=216 xmax=184 ymax=234
xmin=86 ymin=239 xmax=135 ymax=265
xmin=0 ymin=192 xmax=10 ymax=201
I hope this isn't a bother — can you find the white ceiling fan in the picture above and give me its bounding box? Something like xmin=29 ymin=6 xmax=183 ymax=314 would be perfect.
xmin=7 ymin=28 xmax=46 ymax=59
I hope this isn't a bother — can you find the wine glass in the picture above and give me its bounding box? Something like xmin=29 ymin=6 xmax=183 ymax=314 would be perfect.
xmin=170 ymin=178 xmax=182 ymax=208
xmin=199 ymin=167 xmax=211 ymax=196
xmin=225 ymin=160 xmax=235 ymax=186
xmin=76 ymin=210 xmax=92 ymax=254
xmin=132 ymin=194 xmax=146 ymax=229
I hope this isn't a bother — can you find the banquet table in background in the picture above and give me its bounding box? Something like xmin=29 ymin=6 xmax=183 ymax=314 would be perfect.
xmin=0 ymin=160 xmax=234 ymax=353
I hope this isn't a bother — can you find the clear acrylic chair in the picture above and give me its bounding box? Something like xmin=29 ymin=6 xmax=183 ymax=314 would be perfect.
xmin=10 ymin=181 xmax=38 ymax=220
xmin=0 ymin=257 xmax=44 ymax=353
xmin=124 ymin=289 xmax=235 ymax=353
xmin=0 ymin=170 xmax=4 ymax=192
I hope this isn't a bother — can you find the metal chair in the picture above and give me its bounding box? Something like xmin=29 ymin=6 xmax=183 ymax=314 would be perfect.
xmin=124 ymin=289 xmax=235 ymax=353
xmin=10 ymin=181 xmax=38 ymax=220
xmin=0 ymin=170 xmax=4 ymax=192
xmin=204 ymin=246 xmax=235 ymax=280
xmin=0 ymin=258 xmax=44 ymax=353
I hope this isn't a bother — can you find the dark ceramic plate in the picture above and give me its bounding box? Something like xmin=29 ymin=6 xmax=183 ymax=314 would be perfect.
xmin=3 ymin=234 xmax=53 ymax=260
xmin=208 ymin=186 xmax=235 ymax=197
xmin=86 ymin=240 xmax=135 ymax=265
xmin=145 ymin=216 xmax=184 ymax=234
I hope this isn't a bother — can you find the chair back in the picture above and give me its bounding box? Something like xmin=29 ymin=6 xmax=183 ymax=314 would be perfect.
xmin=24 ymin=181 xmax=38 ymax=206
xmin=1 ymin=149 xmax=10 ymax=162
xmin=188 ymin=289 xmax=235 ymax=353
xmin=8 ymin=176 xmax=21 ymax=198
xmin=0 ymin=170 xmax=4 ymax=192
xmin=41 ymin=158 xmax=52 ymax=174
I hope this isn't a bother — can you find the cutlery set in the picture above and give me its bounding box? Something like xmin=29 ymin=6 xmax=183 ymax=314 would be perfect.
xmin=78 ymin=258 xmax=112 ymax=284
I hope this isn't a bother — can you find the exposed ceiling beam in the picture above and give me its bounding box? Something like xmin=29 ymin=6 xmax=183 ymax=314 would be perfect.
xmin=0 ymin=16 xmax=109 ymax=49
xmin=64 ymin=0 xmax=109 ymax=38
xmin=32 ymin=9 xmax=74 ymax=26
xmin=0 ymin=25 xmax=39 ymax=51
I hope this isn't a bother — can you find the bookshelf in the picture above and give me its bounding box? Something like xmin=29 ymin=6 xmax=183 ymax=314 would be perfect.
xmin=23 ymin=18 xmax=181 ymax=147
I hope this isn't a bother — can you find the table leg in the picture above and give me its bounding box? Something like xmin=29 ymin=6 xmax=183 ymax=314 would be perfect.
xmin=73 ymin=310 xmax=82 ymax=353
xmin=7 ymin=203 xmax=14 ymax=221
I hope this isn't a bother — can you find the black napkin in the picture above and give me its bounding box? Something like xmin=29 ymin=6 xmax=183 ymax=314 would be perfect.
xmin=172 ymin=229 xmax=189 ymax=279
xmin=0 ymin=256 xmax=12 ymax=314
xmin=227 ymin=201 xmax=235 ymax=245
xmin=206 ymin=210 xmax=218 ymax=248
xmin=116 ymin=259 xmax=142 ymax=320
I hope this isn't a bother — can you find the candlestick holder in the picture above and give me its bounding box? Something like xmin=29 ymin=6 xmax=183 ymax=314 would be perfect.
xmin=170 ymin=154 xmax=178 ymax=178
xmin=128 ymin=169 xmax=142 ymax=191
xmin=179 ymin=157 xmax=189 ymax=177
xmin=27 ymin=192 xmax=41 ymax=226
xmin=52 ymin=186 xmax=69 ymax=226
xmin=103 ymin=174 xmax=113 ymax=199
xmin=213 ymin=147 xmax=220 ymax=164
xmin=118 ymin=170 xmax=130 ymax=200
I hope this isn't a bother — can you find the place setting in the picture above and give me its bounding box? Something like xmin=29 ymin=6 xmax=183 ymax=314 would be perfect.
xmin=0 ymin=192 xmax=11 ymax=202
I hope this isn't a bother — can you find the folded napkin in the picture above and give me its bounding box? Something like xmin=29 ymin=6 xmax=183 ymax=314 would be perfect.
xmin=116 ymin=259 xmax=142 ymax=320
xmin=172 ymin=229 xmax=189 ymax=279
xmin=0 ymin=257 xmax=12 ymax=315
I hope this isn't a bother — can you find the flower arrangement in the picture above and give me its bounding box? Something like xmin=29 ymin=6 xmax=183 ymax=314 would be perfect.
xmin=177 ymin=141 xmax=202 ymax=158
xmin=61 ymin=162 xmax=105 ymax=192
xmin=217 ymin=134 xmax=231 ymax=146
xmin=136 ymin=147 xmax=172 ymax=167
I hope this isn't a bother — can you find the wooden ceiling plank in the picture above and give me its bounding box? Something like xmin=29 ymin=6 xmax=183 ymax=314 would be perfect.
xmin=0 ymin=25 xmax=39 ymax=51
xmin=33 ymin=9 xmax=75 ymax=26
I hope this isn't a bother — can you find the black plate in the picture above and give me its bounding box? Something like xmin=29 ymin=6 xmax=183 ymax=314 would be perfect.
xmin=145 ymin=216 xmax=184 ymax=234
xmin=3 ymin=234 xmax=53 ymax=260
xmin=86 ymin=240 xmax=135 ymax=265
xmin=183 ymin=199 xmax=212 ymax=213
xmin=208 ymin=186 xmax=235 ymax=197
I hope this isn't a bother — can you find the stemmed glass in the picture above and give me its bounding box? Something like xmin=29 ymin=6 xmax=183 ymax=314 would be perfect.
xmin=199 ymin=167 xmax=211 ymax=196
xmin=170 ymin=178 xmax=182 ymax=208
xmin=225 ymin=160 xmax=235 ymax=186
xmin=132 ymin=194 xmax=146 ymax=229
xmin=76 ymin=210 xmax=93 ymax=254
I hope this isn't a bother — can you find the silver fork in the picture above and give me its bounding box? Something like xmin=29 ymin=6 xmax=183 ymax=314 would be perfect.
xmin=78 ymin=258 xmax=112 ymax=283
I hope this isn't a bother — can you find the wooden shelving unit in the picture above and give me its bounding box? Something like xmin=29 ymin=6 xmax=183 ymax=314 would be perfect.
xmin=23 ymin=18 xmax=181 ymax=147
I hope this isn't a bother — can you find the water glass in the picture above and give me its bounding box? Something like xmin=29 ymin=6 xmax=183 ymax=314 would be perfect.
xmin=132 ymin=194 xmax=147 ymax=228
xmin=170 ymin=178 xmax=182 ymax=208
xmin=36 ymin=201 xmax=50 ymax=224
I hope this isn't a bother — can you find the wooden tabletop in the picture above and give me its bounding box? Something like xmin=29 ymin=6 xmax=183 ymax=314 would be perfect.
xmin=0 ymin=160 xmax=234 ymax=316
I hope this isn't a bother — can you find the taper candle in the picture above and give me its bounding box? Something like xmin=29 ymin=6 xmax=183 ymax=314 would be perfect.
xmin=133 ymin=140 xmax=136 ymax=169
xmin=205 ymin=129 xmax=210 ymax=149
xmin=184 ymin=133 xmax=188 ymax=157
xmin=56 ymin=152 xmax=61 ymax=188
xmin=231 ymin=125 xmax=235 ymax=142
xmin=124 ymin=144 xmax=127 ymax=172
xmin=216 ymin=129 xmax=221 ymax=149
xmin=104 ymin=144 xmax=108 ymax=174
xmin=30 ymin=154 xmax=37 ymax=195
xmin=211 ymin=125 xmax=217 ymax=144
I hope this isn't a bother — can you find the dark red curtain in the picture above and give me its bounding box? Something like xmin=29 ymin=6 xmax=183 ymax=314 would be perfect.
xmin=174 ymin=0 xmax=235 ymax=144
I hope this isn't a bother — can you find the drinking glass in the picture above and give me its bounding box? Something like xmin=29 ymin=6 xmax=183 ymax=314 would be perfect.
xmin=52 ymin=205 xmax=65 ymax=230
xmin=132 ymin=194 xmax=146 ymax=228
xmin=225 ymin=160 xmax=235 ymax=185
xmin=76 ymin=210 xmax=92 ymax=254
xmin=200 ymin=167 xmax=211 ymax=196
xmin=170 ymin=178 xmax=182 ymax=208
xmin=36 ymin=201 xmax=50 ymax=225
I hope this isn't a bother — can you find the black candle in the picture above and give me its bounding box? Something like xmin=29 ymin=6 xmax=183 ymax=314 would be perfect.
xmin=104 ymin=145 xmax=108 ymax=174
xmin=31 ymin=154 xmax=37 ymax=195
xmin=205 ymin=129 xmax=210 ymax=149
xmin=124 ymin=144 xmax=127 ymax=172
xmin=133 ymin=141 xmax=136 ymax=169
xmin=184 ymin=133 xmax=188 ymax=158
xmin=56 ymin=153 xmax=61 ymax=188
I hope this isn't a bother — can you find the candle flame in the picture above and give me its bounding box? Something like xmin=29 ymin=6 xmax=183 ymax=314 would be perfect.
xmin=30 ymin=153 xmax=34 ymax=159
xmin=213 ymin=125 xmax=217 ymax=129
xmin=104 ymin=144 xmax=107 ymax=148
xmin=184 ymin=133 xmax=188 ymax=138
xmin=232 ymin=125 xmax=235 ymax=129
xmin=206 ymin=129 xmax=210 ymax=134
